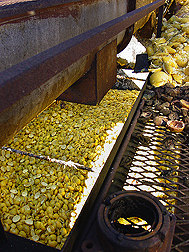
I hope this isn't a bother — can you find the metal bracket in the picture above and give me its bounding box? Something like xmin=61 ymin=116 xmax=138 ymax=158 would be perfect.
xmin=57 ymin=39 xmax=117 ymax=105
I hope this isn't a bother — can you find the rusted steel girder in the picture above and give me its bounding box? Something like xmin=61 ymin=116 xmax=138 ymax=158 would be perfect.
xmin=0 ymin=0 xmax=81 ymax=19
xmin=57 ymin=39 xmax=118 ymax=105
xmin=0 ymin=0 xmax=165 ymax=148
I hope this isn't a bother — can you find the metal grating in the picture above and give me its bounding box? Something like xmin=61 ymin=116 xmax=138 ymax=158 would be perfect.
xmin=109 ymin=117 xmax=189 ymax=252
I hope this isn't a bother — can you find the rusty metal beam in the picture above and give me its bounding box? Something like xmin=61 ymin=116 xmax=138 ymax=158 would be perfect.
xmin=157 ymin=3 xmax=164 ymax=37
xmin=0 ymin=0 xmax=165 ymax=147
xmin=57 ymin=39 xmax=117 ymax=105
xmin=0 ymin=0 xmax=81 ymax=19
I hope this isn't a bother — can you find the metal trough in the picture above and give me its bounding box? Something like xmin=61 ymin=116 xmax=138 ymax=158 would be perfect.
xmin=0 ymin=0 xmax=165 ymax=148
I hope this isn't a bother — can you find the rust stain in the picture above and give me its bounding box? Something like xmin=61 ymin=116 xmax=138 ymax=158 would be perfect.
xmin=0 ymin=2 xmax=81 ymax=25
xmin=37 ymin=4 xmax=81 ymax=19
